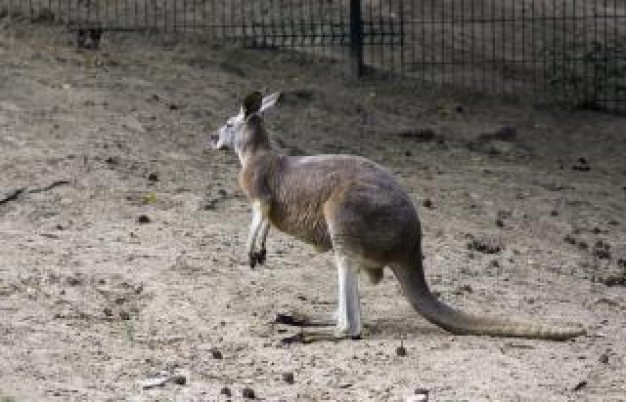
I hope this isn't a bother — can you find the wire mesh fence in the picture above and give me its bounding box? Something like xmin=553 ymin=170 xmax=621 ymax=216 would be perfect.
xmin=1 ymin=0 xmax=625 ymax=112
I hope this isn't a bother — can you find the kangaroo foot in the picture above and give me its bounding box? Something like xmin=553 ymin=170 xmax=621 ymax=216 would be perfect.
xmin=256 ymin=248 xmax=266 ymax=264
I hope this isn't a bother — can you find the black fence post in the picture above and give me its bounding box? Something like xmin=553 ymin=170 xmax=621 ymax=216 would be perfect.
xmin=349 ymin=0 xmax=364 ymax=77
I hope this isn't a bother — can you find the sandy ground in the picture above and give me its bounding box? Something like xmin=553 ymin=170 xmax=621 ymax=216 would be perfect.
xmin=1 ymin=21 xmax=625 ymax=401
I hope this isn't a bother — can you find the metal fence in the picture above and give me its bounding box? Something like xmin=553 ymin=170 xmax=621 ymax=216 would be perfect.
xmin=2 ymin=0 xmax=625 ymax=112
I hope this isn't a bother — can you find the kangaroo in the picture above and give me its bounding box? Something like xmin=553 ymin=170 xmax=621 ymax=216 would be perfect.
xmin=211 ymin=91 xmax=586 ymax=342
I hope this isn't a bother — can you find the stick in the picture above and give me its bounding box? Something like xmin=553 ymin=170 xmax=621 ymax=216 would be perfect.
xmin=0 ymin=187 xmax=26 ymax=205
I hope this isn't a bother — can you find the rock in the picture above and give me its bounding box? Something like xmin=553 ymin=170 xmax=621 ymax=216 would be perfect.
xmin=592 ymin=241 xmax=611 ymax=260
xmin=282 ymin=372 xmax=295 ymax=384
xmin=66 ymin=276 xmax=82 ymax=286
xmin=599 ymin=353 xmax=609 ymax=364
xmin=242 ymin=386 xmax=256 ymax=399
xmin=601 ymin=273 xmax=626 ymax=287
xmin=140 ymin=376 xmax=169 ymax=389
xmin=563 ymin=234 xmax=577 ymax=245
xmin=140 ymin=374 xmax=186 ymax=389
xmin=137 ymin=214 xmax=151 ymax=224
xmin=406 ymin=388 xmax=429 ymax=401
xmin=220 ymin=386 xmax=232 ymax=397
xmin=572 ymin=157 xmax=591 ymax=171
xmin=170 ymin=374 xmax=187 ymax=385
xmin=210 ymin=347 xmax=223 ymax=359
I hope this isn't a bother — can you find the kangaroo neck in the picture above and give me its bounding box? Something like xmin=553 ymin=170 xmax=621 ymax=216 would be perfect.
xmin=239 ymin=146 xmax=279 ymax=169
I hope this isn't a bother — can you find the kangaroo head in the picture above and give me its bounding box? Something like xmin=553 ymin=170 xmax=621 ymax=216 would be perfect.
xmin=211 ymin=91 xmax=281 ymax=156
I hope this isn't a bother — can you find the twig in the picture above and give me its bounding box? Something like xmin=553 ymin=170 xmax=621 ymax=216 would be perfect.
xmin=0 ymin=187 xmax=26 ymax=205
xmin=27 ymin=180 xmax=71 ymax=194
xmin=0 ymin=180 xmax=70 ymax=206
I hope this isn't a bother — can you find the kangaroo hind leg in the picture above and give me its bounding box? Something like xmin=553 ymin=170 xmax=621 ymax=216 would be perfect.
xmin=279 ymin=252 xmax=362 ymax=344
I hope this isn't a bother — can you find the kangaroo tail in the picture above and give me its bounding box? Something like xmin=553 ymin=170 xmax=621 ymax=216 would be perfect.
xmin=391 ymin=262 xmax=585 ymax=341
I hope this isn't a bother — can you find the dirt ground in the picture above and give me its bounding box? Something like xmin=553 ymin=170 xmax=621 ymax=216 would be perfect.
xmin=1 ymin=20 xmax=625 ymax=402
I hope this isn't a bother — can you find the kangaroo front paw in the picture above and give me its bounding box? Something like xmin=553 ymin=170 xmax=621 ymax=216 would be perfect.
xmin=256 ymin=248 xmax=266 ymax=265
xmin=248 ymin=252 xmax=258 ymax=268
xmin=248 ymin=249 xmax=267 ymax=268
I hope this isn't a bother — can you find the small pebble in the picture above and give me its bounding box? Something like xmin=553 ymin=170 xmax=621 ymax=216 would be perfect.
xmin=563 ymin=234 xmax=576 ymax=245
xmin=406 ymin=387 xmax=429 ymax=402
xmin=242 ymin=387 xmax=256 ymax=399
xmin=599 ymin=353 xmax=609 ymax=364
xmin=282 ymin=372 xmax=295 ymax=384
xmin=66 ymin=276 xmax=82 ymax=286
xmin=396 ymin=345 xmax=407 ymax=357
xmin=220 ymin=386 xmax=232 ymax=397
xmin=137 ymin=214 xmax=151 ymax=224
xmin=210 ymin=347 xmax=223 ymax=359
xmin=170 ymin=374 xmax=186 ymax=385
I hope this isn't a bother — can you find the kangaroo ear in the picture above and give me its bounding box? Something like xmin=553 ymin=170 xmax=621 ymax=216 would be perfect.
xmin=260 ymin=92 xmax=281 ymax=113
xmin=242 ymin=91 xmax=263 ymax=117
